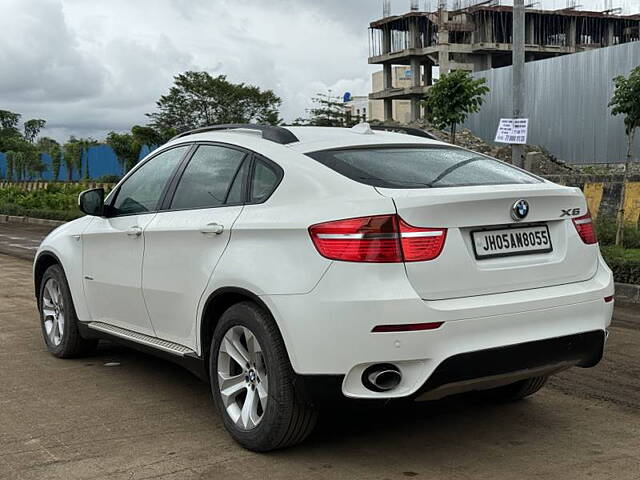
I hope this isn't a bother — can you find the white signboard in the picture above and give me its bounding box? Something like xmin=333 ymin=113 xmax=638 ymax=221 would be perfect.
xmin=495 ymin=118 xmax=529 ymax=144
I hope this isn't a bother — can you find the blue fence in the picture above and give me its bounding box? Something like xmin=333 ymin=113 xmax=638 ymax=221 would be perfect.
xmin=0 ymin=144 xmax=154 ymax=181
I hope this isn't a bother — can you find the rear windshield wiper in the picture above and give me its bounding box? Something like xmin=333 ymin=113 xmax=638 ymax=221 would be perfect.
xmin=357 ymin=176 xmax=433 ymax=188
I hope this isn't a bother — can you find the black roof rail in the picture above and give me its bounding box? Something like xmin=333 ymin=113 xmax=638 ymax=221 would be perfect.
xmin=370 ymin=125 xmax=439 ymax=140
xmin=170 ymin=124 xmax=299 ymax=145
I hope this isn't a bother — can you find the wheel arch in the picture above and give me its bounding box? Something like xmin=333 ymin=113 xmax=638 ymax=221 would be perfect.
xmin=33 ymin=250 xmax=64 ymax=301
xmin=199 ymin=287 xmax=288 ymax=377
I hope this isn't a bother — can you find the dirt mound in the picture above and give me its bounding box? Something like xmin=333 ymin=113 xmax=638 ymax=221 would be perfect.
xmin=398 ymin=121 xmax=574 ymax=176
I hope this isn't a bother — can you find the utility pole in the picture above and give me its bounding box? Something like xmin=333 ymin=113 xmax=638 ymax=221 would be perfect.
xmin=512 ymin=0 xmax=525 ymax=169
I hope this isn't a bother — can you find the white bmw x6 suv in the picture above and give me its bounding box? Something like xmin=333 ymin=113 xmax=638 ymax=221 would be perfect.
xmin=34 ymin=123 xmax=614 ymax=451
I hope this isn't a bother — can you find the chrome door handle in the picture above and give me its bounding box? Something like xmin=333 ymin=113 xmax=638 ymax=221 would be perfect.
xmin=200 ymin=223 xmax=224 ymax=235
xmin=126 ymin=226 xmax=142 ymax=237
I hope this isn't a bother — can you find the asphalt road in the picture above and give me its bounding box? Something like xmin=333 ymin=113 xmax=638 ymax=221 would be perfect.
xmin=1 ymin=251 xmax=640 ymax=479
xmin=0 ymin=222 xmax=56 ymax=261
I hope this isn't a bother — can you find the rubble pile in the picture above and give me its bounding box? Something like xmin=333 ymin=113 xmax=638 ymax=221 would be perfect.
xmin=407 ymin=121 xmax=574 ymax=176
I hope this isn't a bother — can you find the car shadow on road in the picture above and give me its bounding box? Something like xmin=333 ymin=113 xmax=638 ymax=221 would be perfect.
xmin=89 ymin=340 xmax=571 ymax=458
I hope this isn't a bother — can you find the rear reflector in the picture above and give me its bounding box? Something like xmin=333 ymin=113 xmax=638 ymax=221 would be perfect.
xmin=604 ymin=296 xmax=614 ymax=303
xmin=572 ymin=211 xmax=598 ymax=244
xmin=309 ymin=214 xmax=447 ymax=263
xmin=372 ymin=322 xmax=444 ymax=333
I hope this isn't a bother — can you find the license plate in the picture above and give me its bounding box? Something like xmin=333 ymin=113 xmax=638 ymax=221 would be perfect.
xmin=472 ymin=225 xmax=552 ymax=259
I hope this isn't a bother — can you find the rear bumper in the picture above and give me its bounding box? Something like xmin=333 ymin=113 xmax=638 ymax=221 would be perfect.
xmin=262 ymin=254 xmax=614 ymax=399
xmin=413 ymin=330 xmax=605 ymax=401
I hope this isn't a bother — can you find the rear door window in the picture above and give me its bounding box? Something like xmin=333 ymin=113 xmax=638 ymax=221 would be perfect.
xmin=170 ymin=145 xmax=246 ymax=209
xmin=306 ymin=147 xmax=540 ymax=189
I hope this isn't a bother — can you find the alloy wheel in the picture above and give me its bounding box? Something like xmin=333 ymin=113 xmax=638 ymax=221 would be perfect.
xmin=217 ymin=325 xmax=268 ymax=430
xmin=42 ymin=278 xmax=65 ymax=347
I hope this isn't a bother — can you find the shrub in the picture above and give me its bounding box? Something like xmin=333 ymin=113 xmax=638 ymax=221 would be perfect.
xmin=601 ymin=246 xmax=640 ymax=285
xmin=95 ymin=174 xmax=121 ymax=183
xmin=0 ymin=183 xmax=113 ymax=221
xmin=595 ymin=217 xmax=640 ymax=249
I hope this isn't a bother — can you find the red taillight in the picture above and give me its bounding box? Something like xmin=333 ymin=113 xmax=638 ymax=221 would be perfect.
xmin=309 ymin=215 xmax=402 ymax=262
xmin=572 ymin=211 xmax=597 ymax=244
xmin=399 ymin=218 xmax=447 ymax=261
xmin=309 ymin=215 xmax=446 ymax=263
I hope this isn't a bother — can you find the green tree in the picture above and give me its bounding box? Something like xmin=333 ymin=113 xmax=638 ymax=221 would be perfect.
xmin=131 ymin=124 xmax=174 ymax=147
xmin=37 ymin=137 xmax=60 ymax=181
xmin=299 ymin=93 xmax=357 ymax=127
xmin=106 ymin=132 xmax=139 ymax=174
xmin=147 ymin=71 xmax=282 ymax=133
xmin=1 ymin=111 xmax=46 ymax=178
xmin=422 ymin=70 xmax=489 ymax=145
xmin=5 ymin=151 xmax=16 ymax=180
xmin=23 ymin=119 xmax=46 ymax=143
xmin=0 ymin=110 xmax=23 ymax=153
xmin=609 ymin=66 xmax=640 ymax=246
xmin=63 ymin=137 xmax=82 ymax=181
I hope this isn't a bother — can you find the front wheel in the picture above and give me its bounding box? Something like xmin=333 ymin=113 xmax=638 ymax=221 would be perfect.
xmin=39 ymin=264 xmax=98 ymax=358
xmin=209 ymin=301 xmax=317 ymax=451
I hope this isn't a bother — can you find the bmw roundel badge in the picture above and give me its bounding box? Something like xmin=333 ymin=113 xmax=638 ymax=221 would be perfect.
xmin=511 ymin=199 xmax=529 ymax=221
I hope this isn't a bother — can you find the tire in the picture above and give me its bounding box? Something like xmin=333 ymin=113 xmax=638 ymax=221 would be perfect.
xmin=209 ymin=301 xmax=318 ymax=451
xmin=38 ymin=264 xmax=98 ymax=358
xmin=476 ymin=376 xmax=548 ymax=402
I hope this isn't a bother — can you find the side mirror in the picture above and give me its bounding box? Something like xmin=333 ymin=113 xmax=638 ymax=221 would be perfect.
xmin=78 ymin=188 xmax=105 ymax=216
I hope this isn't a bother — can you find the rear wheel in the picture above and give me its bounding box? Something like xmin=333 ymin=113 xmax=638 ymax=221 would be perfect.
xmin=476 ymin=376 xmax=548 ymax=402
xmin=209 ymin=301 xmax=317 ymax=451
xmin=39 ymin=264 xmax=98 ymax=358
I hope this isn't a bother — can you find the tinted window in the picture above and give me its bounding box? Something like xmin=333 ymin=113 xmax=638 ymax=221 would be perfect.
xmin=111 ymin=146 xmax=188 ymax=215
xmin=171 ymin=145 xmax=246 ymax=209
xmin=306 ymin=147 xmax=540 ymax=189
xmin=250 ymin=160 xmax=279 ymax=203
xmin=226 ymin=160 xmax=250 ymax=205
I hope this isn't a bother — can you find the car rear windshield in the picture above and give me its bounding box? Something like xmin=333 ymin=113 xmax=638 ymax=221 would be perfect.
xmin=306 ymin=146 xmax=541 ymax=189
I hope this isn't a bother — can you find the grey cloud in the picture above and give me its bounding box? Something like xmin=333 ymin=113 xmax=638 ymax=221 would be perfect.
xmin=0 ymin=0 xmax=106 ymax=103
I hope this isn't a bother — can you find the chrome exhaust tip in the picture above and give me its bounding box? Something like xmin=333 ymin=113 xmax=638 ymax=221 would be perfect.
xmin=362 ymin=363 xmax=402 ymax=392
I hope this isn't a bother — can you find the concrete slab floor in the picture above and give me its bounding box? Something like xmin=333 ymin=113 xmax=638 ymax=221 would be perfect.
xmin=1 ymin=253 xmax=639 ymax=480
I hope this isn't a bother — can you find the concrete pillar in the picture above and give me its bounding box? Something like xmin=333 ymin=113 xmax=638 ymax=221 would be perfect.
xmin=483 ymin=15 xmax=494 ymax=43
xmin=568 ymin=18 xmax=577 ymax=47
xmin=438 ymin=48 xmax=450 ymax=75
xmin=410 ymin=97 xmax=420 ymax=122
xmin=383 ymin=64 xmax=393 ymax=90
xmin=423 ymin=60 xmax=433 ymax=85
xmin=606 ymin=22 xmax=615 ymax=46
xmin=409 ymin=18 xmax=420 ymax=49
xmin=383 ymin=99 xmax=393 ymax=121
xmin=382 ymin=27 xmax=391 ymax=54
xmin=526 ymin=15 xmax=535 ymax=45
xmin=411 ymin=57 xmax=421 ymax=88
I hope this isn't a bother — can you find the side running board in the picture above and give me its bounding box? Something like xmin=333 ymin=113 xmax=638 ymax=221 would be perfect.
xmin=87 ymin=322 xmax=195 ymax=357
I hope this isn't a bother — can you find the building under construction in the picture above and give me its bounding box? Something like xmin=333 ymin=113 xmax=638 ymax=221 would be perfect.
xmin=369 ymin=1 xmax=640 ymax=122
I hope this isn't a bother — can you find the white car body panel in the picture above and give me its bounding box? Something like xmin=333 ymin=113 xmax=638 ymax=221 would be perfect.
xmin=142 ymin=205 xmax=244 ymax=349
xmin=82 ymin=213 xmax=158 ymax=336
xmin=34 ymin=125 xmax=614 ymax=400
xmin=34 ymin=216 xmax=94 ymax=321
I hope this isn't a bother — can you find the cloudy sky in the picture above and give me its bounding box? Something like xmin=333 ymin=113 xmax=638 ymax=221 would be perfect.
xmin=0 ymin=0 xmax=635 ymax=142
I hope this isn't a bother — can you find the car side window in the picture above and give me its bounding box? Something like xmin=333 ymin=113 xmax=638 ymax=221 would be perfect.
xmin=170 ymin=145 xmax=247 ymax=210
xmin=226 ymin=159 xmax=250 ymax=205
xmin=111 ymin=146 xmax=189 ymax=216
xmin=250 ymin=159 xmax=280 ymax=204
